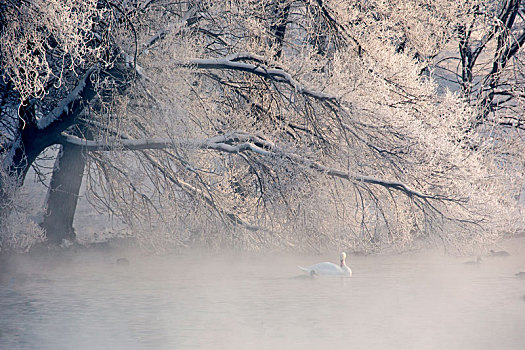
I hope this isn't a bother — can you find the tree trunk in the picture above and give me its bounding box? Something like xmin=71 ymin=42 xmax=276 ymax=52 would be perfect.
xmin=41 ymin=141 xmax=87 ymax=244
xmin=269 ymin=0 xmax=291 ymax=58
xmin=0 ymin=66 xmax=127 ymax=242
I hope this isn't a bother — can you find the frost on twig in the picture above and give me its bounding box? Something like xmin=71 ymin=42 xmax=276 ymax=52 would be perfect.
xmin=37 ymin=66 xmax=97 ymax=130
xmin=174 ymin=54 xmax=337 ymax=102
xmin=62 ymin=131 xmax=446 ymax=201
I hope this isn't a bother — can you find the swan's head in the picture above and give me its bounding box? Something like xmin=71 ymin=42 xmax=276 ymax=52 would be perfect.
xmin=340 ymin=252 xmax=347 ymax=266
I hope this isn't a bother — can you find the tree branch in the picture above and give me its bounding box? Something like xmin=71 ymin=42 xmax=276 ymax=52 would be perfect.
xmin=173 ymin=53 xmax=337 ymax=102
xmin=37 ymin=66 xmax=97 ymax=130
xmin=62 ymin=131 xmax=445 ymax=201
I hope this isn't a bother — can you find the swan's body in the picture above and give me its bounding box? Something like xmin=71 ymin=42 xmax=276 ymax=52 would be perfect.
xmin=298 ymin=252 xmax=352 ymax=276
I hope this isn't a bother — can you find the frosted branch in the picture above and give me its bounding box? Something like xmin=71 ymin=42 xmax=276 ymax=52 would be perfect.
xmin=63 ymin=131 xmax=441 ymax=200
xmin=37 ymin=66 xmax=96 ymax=130
xmin=62 ymin=134 xmax=173 ymax=150
xmin=174 ymin=55 xmax=337 ymax=102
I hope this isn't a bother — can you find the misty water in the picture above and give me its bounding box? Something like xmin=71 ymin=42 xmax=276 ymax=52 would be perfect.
xmin=1 ymin=241 xmax=524 ymax=350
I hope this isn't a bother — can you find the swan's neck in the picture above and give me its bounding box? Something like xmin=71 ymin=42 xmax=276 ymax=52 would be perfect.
xmin=340 ymin=259 xmax=344 ymax=268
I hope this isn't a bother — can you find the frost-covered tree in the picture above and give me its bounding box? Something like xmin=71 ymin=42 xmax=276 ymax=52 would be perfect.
xmin=0 ymin=0 xmax=523 ymax=253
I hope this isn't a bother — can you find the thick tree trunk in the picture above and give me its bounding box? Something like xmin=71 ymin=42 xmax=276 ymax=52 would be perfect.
xmin=41 ymin=141 xmax=87 ymax=244
xmin=0 ymin=65 xmax=128 ymax=243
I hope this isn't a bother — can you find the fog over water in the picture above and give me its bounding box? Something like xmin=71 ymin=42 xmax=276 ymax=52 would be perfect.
xmin=1 ymin=240 xmax=524 ymax=349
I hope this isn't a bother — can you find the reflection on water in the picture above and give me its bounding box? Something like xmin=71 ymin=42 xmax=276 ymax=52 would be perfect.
xmin=1 ymin=243 xmax=525 ymax=350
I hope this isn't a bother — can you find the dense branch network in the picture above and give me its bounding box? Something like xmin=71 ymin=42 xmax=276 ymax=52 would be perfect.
xmin=2 ymin=0 xmax=520 ymax=251
xmin=61 ymin=131 xmax=445 ymax=201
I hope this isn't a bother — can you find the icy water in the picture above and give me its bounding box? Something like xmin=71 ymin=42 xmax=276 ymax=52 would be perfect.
xmin=1 ymin=243 xmax=524 ymax=350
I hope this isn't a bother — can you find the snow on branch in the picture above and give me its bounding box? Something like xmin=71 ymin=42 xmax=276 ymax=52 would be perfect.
xmin=206 ymin=132 xmax=443 ymax=200
xmin=62 ymin=131 xmax=443 ymax=200
xmin=37 ymin=66 xmax=96 ymax=130
xmin=174 ymin=54 xmax=338 ymax=102
xmin=62 ymin=134 xmax=173 ymax=150
xmin=72 ymin=132 xmax=262 ymax=231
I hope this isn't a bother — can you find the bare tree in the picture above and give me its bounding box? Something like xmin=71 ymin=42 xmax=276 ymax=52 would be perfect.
xmin=1 ymin=0 xmax=522 ymax=252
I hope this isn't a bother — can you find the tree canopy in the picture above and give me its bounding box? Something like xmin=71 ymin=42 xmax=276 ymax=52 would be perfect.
xmin=1 ymin=0 xmax=524 ymax=253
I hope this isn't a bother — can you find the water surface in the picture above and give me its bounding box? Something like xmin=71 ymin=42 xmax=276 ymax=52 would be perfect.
xmin=1 ymin=244 xmax=524 ymax=349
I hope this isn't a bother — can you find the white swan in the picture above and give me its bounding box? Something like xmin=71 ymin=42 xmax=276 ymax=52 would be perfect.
xmin=298 ymin=252 xmax=352 ymax=276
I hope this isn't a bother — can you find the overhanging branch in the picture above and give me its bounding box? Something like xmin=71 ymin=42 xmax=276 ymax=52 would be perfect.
xmin=62 ymin=131 xmax=445 ymax=200
xmin=173 ymin=53 xmax=338 ymax=102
